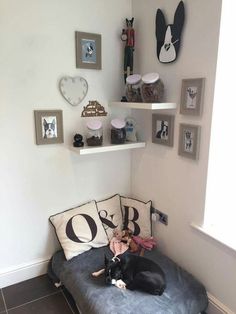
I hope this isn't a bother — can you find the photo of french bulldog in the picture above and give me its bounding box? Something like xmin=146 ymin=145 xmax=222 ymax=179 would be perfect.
xmin=42 ymin=116 xmax=57 ymax=139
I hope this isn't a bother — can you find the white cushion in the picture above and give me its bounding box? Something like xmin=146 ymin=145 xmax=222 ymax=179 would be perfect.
xmin=96 ymin=194 xmax=123 ymax=240
xmin=49 ymin=200 xmax=108 ymax=260
xmin=121 ymin=196 xmax=152 ymax=238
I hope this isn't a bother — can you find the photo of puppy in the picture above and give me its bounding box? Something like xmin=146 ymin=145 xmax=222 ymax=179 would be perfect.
xmin=105 ymin=254 xmax=166 ymax=295
xmin=42 ymin=116 xmax=57 ymax=139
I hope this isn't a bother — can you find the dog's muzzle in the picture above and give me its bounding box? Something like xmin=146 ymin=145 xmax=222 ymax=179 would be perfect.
xmin=105 ymin=256 xmax=121 ymax=284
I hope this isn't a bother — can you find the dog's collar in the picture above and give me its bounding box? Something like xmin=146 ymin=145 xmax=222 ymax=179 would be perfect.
xmin=111 ymin=256 xmax=120 ymax=263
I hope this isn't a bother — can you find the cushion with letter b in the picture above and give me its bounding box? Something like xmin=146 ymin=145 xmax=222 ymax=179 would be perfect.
xmin=121 ymin=196 xmax=152 ymax=238
xmin=49 ymin=200 xmax=108 ymax=260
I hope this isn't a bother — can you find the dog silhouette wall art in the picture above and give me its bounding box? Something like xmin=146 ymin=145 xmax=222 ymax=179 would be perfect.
xmin=156 ymin=1 xmax=185 ymax=63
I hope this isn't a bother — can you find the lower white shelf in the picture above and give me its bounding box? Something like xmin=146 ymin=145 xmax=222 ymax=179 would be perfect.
xmin=70 ymin=142 xmax=146 ymax=155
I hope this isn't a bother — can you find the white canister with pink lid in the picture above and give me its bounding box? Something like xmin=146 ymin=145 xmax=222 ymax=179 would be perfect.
xmin=86 ymin=120 xmax=103 ymax=146
xmin=125 ymin=74 xmax=142 ymax=102
xmin=141 ymin=72 xmax=164 ymax=103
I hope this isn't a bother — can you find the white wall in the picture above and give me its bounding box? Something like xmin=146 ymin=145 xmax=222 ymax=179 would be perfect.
xmin=0 ymin=0 xmax=132 ymax=285
xmin=131 ymin=0 xmax=236 ymax=312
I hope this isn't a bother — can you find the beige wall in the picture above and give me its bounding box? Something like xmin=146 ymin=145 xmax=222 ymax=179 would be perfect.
xmin=131 ymin=0 xmax=236 ymax=312
xmin=0 ymin=0 xmax=132 ymax=285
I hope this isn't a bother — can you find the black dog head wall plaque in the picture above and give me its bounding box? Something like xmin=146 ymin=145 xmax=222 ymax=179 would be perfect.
xmin=156 ymin=1 xmax=185 ymax=63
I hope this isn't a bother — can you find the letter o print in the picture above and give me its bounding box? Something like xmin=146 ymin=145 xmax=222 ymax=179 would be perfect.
xmin=66 ymin=214 xmax=97 ymax=243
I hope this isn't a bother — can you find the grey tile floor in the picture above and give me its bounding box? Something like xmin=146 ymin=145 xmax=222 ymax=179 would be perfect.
xmin=0 ymin=275 xmax=79 ymax=314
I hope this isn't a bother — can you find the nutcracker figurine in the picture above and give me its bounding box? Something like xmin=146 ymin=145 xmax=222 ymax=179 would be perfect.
xmin=121 ymin=18 xmax=135 ymax=83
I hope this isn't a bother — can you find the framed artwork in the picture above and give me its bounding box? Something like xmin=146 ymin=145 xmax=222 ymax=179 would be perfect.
xmin=152 ymin=114 xmax=174 ymax=146
xmin=34 ymin=110 xmax=64 ymax=145
xmin=178 ymin=123 xmax=200 ymax=160
xmin=75 ymin=31 xmax=102 ymax=70
xmin=180 ymin=78 xmax=205 ymax=116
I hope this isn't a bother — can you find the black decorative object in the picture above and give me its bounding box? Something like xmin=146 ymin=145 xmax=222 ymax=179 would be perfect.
xmin=156 ymin=1 xmax=185 ymax=63
xmin=73 ymin=133 xmax=84 ymax=147
xmin=121 ymin=18 xmax=135 ymax=82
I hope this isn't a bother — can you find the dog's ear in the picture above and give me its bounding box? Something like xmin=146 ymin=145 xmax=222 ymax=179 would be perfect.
xmin=51 ymin=119 xmax=56 ymax=129
xmin=156 ymin=8 xmax=167 ymax=59
xmin=173 ymin=1 xmax=185 ymax=37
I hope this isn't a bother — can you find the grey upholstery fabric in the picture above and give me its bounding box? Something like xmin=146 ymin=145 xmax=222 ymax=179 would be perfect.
xmin=51 ymin=247 xmax=208 ymax=314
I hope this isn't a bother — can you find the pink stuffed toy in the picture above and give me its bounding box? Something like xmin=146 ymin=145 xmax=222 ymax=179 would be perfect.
xmin=109 ymin=229 xmax=129 ymax=256
xmin=132 ymin=236 xmax=157 ymax=250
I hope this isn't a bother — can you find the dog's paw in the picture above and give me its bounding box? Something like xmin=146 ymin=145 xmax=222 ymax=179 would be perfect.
xmin=115 ymin=279 xmax=126 ymax=289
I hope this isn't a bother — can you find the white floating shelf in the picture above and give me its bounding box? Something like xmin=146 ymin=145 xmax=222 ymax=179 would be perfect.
xmin=109 ymin=101 xmax=176 ymax=110
xmin=70 ymin=142 xmax=146 ymax=155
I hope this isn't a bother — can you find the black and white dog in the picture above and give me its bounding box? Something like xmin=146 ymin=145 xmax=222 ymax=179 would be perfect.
xmin=43 ymin=118 xmax=56 ymax=139
xmin=105 ymin=254 xmax=166 ymax=295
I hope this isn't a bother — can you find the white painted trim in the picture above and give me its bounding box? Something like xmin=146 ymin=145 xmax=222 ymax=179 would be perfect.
xmin=0 ymin=257 xmax=51 ymax=288
xmin=207 ymin=292 xmax=235 ymax=314
xmin=191 ymin=223 xmax=236 ymax=254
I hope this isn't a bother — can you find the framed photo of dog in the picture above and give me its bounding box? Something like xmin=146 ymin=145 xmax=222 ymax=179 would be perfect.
xmin=152 ymin=114 xmax=174 ymax=147
xmin=75 ymin=31 xmax=102 ymax=70
xmin=178 ymin=123 xmax=200 ymax=160
xmin=34 ymin=110 xmax=64 ymax=145
xmin=180 ymin=78 xmax=205 ymax=116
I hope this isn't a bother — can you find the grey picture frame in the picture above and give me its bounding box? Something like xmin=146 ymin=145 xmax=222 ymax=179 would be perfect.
xmin=178 ymin=123 xmax=201 ymax=160
xmin=180 ymin=78 xmax=205 ymax=116
xmin=152 ymin=114 xmax=175 ymax=147
xmin=75 ymin=31 xmax=102 ymax=70
xmin=34 ymin=110 xmax=64 ymax=145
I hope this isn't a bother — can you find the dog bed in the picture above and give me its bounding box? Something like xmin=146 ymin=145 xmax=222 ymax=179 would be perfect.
xmin=50 ymin=246 xmax=208 ymax=314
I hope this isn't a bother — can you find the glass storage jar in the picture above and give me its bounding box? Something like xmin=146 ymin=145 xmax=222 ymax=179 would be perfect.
xmin=86 ymin=120 xmax=103 ymax=146
xmin=111 ymin=118 xmax=126 ymax=144
xmin=141 ymin=72 xmax=164 ymax=103
xmin=125 ymin=74 xmax=142 ymax=102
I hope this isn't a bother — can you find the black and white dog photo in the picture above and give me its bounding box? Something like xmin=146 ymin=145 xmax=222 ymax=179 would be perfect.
xmin=43 ymin=117 xmax=57 ymax=139
xmin=105 ymin=254 xmax=166 ymax=295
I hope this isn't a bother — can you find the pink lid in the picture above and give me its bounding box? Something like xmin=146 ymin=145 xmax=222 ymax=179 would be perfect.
xmin=111 ymin=118 xmax=126 ymax=129
xmin=86 ymin=120 xmax=102 ymax=130
xmin=142 ymin=72 xmax=160 ymax=84
xmin=126 ymin=74 xmax=141 ymax=85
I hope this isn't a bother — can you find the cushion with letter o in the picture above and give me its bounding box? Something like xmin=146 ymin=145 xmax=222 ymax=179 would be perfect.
xmin=49 ymin=200 xmax=108 ymax=260
xmin=121 ymin=196 xmax=152 ymax=238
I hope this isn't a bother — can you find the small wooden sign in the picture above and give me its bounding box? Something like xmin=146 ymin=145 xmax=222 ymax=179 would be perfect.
xmin=81 ymin=101 xmax=107 ymax=117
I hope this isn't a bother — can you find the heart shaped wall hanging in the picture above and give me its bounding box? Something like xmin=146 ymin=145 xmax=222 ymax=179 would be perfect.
xmin=59 ymin=76 xmax=88 ymax=106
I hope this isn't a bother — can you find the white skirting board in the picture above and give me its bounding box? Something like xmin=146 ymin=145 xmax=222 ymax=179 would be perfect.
xmin=0 ymin=257 xmax=50 ymax=288
xmin=207 ymin=293 xmax=234 ymax=314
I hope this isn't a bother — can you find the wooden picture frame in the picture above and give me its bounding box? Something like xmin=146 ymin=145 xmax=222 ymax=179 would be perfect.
xmin=178 ymin=123 xmax=200 ymax=160
xmin=75 ymin=31 xmax=102 ymax=70
xmin=180 ymin=78 xmax=205 ymax=116
xmin=152 ymin=114 xmax=174 ymax=147
xmin=34 ymin=110 xmax=64 ymax=145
